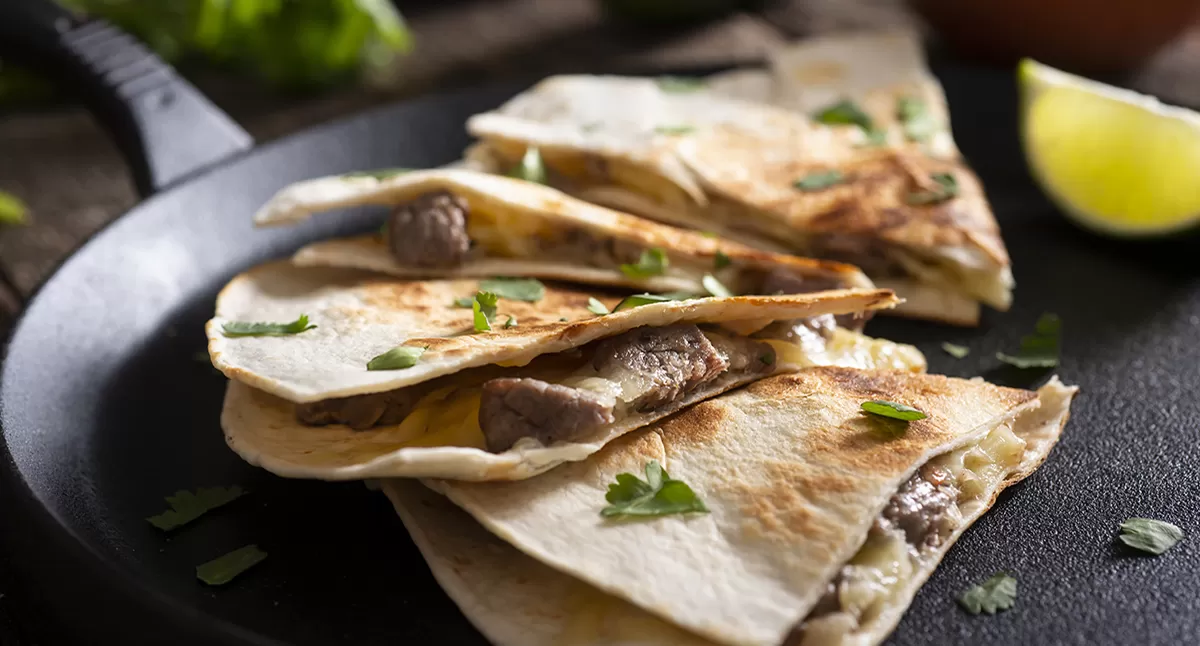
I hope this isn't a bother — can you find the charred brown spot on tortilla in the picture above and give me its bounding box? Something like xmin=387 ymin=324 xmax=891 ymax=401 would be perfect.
xmin=731 ymin=461 xmax=852 ymax=545
xmin=386 ymin=190 xmax=472 ymax=268
xmin=651 ymin=398 xmax=730 ymax=449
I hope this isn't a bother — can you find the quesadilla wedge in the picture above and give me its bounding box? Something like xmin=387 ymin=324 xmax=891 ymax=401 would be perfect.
xmin=464 ymin=33 xmax=1011 ymax=326
xmin=426 ymin=369 xmax=1077 ymax=645
xmin=213 ymin=263 xmax=922 ymax=481
xmin=253 ymin=168 xmax=874 ymax=297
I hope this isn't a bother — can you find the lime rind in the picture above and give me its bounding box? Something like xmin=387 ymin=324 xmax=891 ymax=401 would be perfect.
xmin=1019 ymin=59 xmax=1200 ymax=237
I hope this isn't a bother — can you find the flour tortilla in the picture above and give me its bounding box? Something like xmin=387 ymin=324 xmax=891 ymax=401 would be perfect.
xmin=253 ymin=168 xmax=871 ymax=295
xmin=465 ymin=32 xmax=1012 ymax=325
xmin=428 ymin=369 xmax=1076 ymax=645
xmin=382 ymin=479 xmax=712 ymax=646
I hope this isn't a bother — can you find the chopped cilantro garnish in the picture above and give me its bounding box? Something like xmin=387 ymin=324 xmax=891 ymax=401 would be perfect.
xmin=146 ymin=486 xmax=246 ymax=531
xmin=600 ymin=460 xmax=708 ymax=519
xmin=222 ymin=315 xmax=316 ymax=338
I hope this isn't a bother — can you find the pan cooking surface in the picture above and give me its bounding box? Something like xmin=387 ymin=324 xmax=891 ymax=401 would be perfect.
xmin=2 ymin=64 xmax=1198 ymax=645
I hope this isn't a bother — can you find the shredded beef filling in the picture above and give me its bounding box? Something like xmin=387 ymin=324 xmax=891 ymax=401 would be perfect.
xmin=590 ymin=324 xmax=729 ymax=411
xmin=478 ymin=378 xmax=616 ymax=453
xmin=386 ymin=190 xmax=471 ymax=268
xmin=799 ymin=464 xmax=961 ymax=631
xmin=539 ymin=228 xmax=645 ymax=269
xmin=296 ymin=385 xmax=434 ymax=431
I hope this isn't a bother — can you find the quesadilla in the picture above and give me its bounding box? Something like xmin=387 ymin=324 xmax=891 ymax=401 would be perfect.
xmin=425 ymin=368 xmax=1077 ymax=645
xmin=464 ymin=32 xmax=1012 ymax=325
xmin=213 ymin=263 xmax=923 ymax=482
xmin=253 ymin=168 xmax=874 ymax=297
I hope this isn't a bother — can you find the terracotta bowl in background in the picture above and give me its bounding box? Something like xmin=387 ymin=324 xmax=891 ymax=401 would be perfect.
xmin=908 ymin=0 xmax=1200 ymax=72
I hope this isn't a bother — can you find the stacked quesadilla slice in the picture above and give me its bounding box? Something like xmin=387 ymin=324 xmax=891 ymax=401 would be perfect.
xmin=463 ymin=32 xmax=1011 ymax=325
xmin=385 ymin=369 xmax=1077 ymax=646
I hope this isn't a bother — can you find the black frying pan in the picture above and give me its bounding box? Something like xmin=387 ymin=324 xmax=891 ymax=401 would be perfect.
xmin=1 ymin=2 xmax=1198 ymax=645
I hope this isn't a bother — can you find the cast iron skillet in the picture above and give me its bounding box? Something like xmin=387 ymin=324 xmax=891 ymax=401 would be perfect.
xmin=1 ymin=1 xmax=1198 ymax=645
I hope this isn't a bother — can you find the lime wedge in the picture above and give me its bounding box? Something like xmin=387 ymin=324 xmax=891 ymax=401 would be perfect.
xmin=1019 ymin=59 xmax=1200 ymax=237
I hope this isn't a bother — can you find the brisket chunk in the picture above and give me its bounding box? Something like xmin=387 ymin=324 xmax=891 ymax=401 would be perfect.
xmin=386 ymin=190 xmax=471 ymax=268
xmin=295 ymin=387 xmax=427 ymax=430
xmin=479 ymin=378 xmax=615 ymax=452
xmin=592 ymin=325 xmax=728 ymax=411
xmin=876 ymin=464 xmax=961 ymax=551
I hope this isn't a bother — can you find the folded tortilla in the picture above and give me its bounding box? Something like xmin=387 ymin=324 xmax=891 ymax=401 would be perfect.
xmin=426 ymin=369 xmax=1077 ymax=645
xmin=253 ymin=168 xmax=873 ymax=296
xmin=465 ymin=32 xmax=1012 ymax=326
xmin=214 ymin=263 xmax=922 ymax=481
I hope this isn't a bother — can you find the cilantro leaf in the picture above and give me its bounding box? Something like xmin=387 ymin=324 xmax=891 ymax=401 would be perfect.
xmin=941 ymin=342 xmax=970 ymax=359
xmin=587 ymin=297 xmax=611 ymax=316
xmin=1119 ymin=518 xmax=1183 ymax=555
xmin=813 ymin=99 xmax=873 ymax=130
xmin=657 ymin=76 xmax=707 ymax=93
xmin=503 ymin=315 xmax=518 ymax=329
xmin=613 ymin=293 xmax=683 ymax=312
xmin=702 ymin=274 xmax=733 ymax=298
xmin=793 ymin=170 xmax=845 ymax=192
xmin=958 ymin=573 xmax=1017 ymax=615
xmin=861 ymin=400 xmax=927 ymax=421
xmin=196 ymin=545 xmax=268 ymax=586
xmin=509 ymin=147 xmax=546 ymax=184
xmin=222 ymin=315 xmax=316 ymax=338
xmin=367 ymin=345 xmax=425 ymax=371
xmin=344 ymin=168 xmax=409 ymax=179
xmin=601 ymin=461 xmax=708 ymax=519
xmin=713 ymin=251 xmax=731 ymax=270
xmin=897 ymin=96 xmax=937 ymax=142
xmin=654 ymin=125 xmax=695 ymax=135
xmin=699 ymin=231 xmax=719 ymax=239
xmin=0 ymin=190 xmax=29 ymax=226
xmin=478 ymin=277 xmax=545 ymax=302
xmin=473 ymin=291 xmax=499 ymax=332
xmin=906 ymin=172 xmax=959 ymax=205
xmin=620 ymin=248 xmax=669 ymax=279
xmin=146 ymin=486 xmax=246 ymax=531
xmin=996 ymin=313 xmax=1061 ymax=368
xmin=452 ymin=297 xmax=475 ymax=308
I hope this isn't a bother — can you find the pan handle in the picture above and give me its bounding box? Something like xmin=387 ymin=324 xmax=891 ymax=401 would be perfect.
xmin=0 ymin=0 xmax=254 ymax=197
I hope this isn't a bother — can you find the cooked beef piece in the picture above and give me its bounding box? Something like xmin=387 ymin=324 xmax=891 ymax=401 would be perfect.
xmin=806 ymin=234 xmax=906 ymax=278
xmin=479 ymin=378 xmax=616 ymax=452
xmin=295 ymin=387 xmax=427 ymax=431
xmin=545 ymin=228 xmax=643 ymax=269
xmin=703 ymin=331 xmax=777 ymax=375
xmin=753 ymin=315 xmax=838 ymax=343
xmin=386 ymin=190 xmax=471 ymax=268
xmin=760 ymin=267 xmax=846 ymax=296
xmin=592 ymin=325 xmax=729 ymax=412
xmin=876 ymin=464 xmax=961 ymax=551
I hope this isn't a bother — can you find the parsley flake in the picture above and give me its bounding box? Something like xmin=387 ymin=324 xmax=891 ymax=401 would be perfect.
xmin=713 ymin=251 xmax=732 ymax=270
xmin=620 ymin=248 xmax=669 ymax=279
xmin=794 ymin=170 xmax=845 ymax=192
xmin=367 ymin=346 xmax=425 ymax=371
xmin=587 ymin=297 xmax=610 ymax=316
xmin=996 ymin=313 xmax=1060 ymax=369
xmin=861 ymin=400 xmax=927 ymax=421
xmin=613 ymin=293 xmax=681 ymax=312
xmin=654 ymin=125 xmax=695 ymax=135
xmin=702 ymin=274 xmax=733 ymax=298
xmin=196 ymin=545 xmax=268 ymax=586
xmin=959 ymin=573 xmax=1017 ymax=615
xmin=473 ymin=291 xmax=499 ymax=332
xmin=906 ymin=172 xmax=959 ymax=205
xmin=601 ymin=461 xmax=708 ymax=519
xmin=146 ymin=486 xmax=246 ymax=531
xmin=897 ymin=96 xmax=937 ymax=142
xmin=222 ymin=315 xmax=316 ymax=338
xmin=657 ymin=76 xmax=707 ymax=93
xmin=813 ymin=99 xmax=873 ymax=130
xmin=509 ymin=147 xmax=546 ymax=184
xmin=479 ymin=277 xmax=545 ymax=302
xmin=941 ymin=342 xmax=970 ymax=359
xmin=1118 ymin=518 xmax=1183 ymax=555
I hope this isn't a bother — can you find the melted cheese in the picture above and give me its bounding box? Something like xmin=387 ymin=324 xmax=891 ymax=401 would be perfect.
xmin=798 ymin=421 xmax=1027 ymax=646
xmin=766 ymin=328 xmax=925 ymax=373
